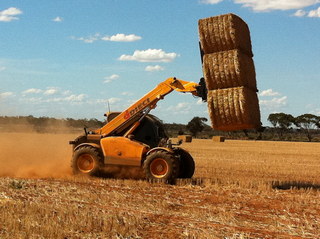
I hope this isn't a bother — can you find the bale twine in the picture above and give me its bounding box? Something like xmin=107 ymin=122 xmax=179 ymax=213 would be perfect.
xmin=198 ymin=13 xmax=253 ymax=56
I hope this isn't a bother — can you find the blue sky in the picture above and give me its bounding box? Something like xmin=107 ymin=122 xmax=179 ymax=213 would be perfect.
xmin=0 ymin=0 xmax=319 ymax=125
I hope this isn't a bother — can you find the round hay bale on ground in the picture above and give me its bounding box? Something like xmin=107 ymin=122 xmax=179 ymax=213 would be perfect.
xmin=177 ymin=135 xmax=193 ymax=143
xmin=212 ymin=136 xmax=225 ymax=142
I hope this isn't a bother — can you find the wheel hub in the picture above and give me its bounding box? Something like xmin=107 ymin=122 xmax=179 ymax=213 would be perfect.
xmin=77 ymin=154 xmax=95 ymax=173
xmin=150 ymin=158 xmax=169 ymax=178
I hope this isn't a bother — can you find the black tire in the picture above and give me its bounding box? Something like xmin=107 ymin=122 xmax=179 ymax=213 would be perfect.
xmin=143 ymin=151 xmax=180 ymax=183
xmin=176 ymin=148 xmax=195 ymax=178
xmin=72 ymin=146 xmax=103 ymax=176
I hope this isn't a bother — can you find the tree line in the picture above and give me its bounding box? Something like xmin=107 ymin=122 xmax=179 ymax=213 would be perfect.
xmin=0 ymin=114 xmax=319 ymax=142
xmin=0 ymin=115 xmax=104 ymax=133
xmin=166 ymin=114 xmax=320 ymax=142
xmin=267 ymin=113 xmax=320 ymax=142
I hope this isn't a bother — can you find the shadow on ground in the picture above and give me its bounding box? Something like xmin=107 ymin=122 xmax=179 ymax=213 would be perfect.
xmin=272 ymin=181 xmax=320 ymax=191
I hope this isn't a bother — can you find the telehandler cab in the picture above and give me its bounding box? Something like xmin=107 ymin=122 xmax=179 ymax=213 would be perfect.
xmin=69 ymin=77 xmax=207 ymax=182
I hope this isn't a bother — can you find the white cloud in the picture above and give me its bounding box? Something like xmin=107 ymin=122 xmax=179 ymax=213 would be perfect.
xmin=108 ymin=74 xmax=120 ymax=80
xmin=20 ymin=87 xmax=86 ymax=103
xmin=101 ymin=34 xmax=141 ymax=42
xmin=73 ymin=33 xmax=141 ymax=43
xmin=119 ymin=49 xmax=178 ymax=62
xmin=308 ymin=6 xmax=320 ymax=17
xmin=176 ymin=102 xmax=189 ymax=110
xmin=108 ymin=98 xmax=120 ymax=104
xmin=22 ymin=88 xmax=43 ymax=95
xmin=53 ymin=16 xmax=63 ymax=22
xmin=259 ymin=89 xmax=287 ymax=110
xmin=42 ymin=94 xmax=87 ymax=103
xmin=43 ymin=88 xmax=58 ymax=95
xmin=0 ymin=66 xmax=6 ymax=72
xmin=200 ymin=0 xmax=224 ymax=4
xmin=25 ymin=97 xmax=42 ymax=103
xmin=64 ymin=94 xmax=86 ymax=102
xmin=259 ymin=89 xmax=280 ymax=97
xmin=199 ymin=0 xmax=320 ymax=15
xmin=145 ymin=65 xmax=164 ymax=72
xmin=293 ymin=9 xmax=307 ymax=17
xmin=40 ymin=94 xmax=85 ymax=103
xmin=260 ymin=96 xmax=288 ymax=109
xmin=196 ymin=98 xmax=204 ymax=105
xmin=103 ymin=79 xmax=112 ymax=84
xmin=305 ymin=104 xmax=320 ymax=115
xmin=0 ymin=92 xmax=14 ymax=98
xmin=62 ymin=90 xmax=71 ymax=95
xmin=72 ymin=33 xmax=100 ymax=43
xmin=234 ymin=0 xmax=320 ymax=12
xmin=0 ymin=7 xmax=22 ymax=22
xmin=96 ymin=97 xmax=120 ymax=104
xmin=103 ymin=74 xmax=120 ymax=83
xmin=311 ymin=109 xmax=320 ymax=115
xmin=0 ymin=7 xmax=22 ymax=16
xmin=22 ymin=87 xmax=59 ymax=96
xmin=121 ymin=92 xmax=133 ymax=96
xmin=127 ymin=99 xmax=138 ymax=105
xmin=293 ymin=6 xmax=320 ymax=17
xmin=165 ymin=102 xmax=193 ymax=115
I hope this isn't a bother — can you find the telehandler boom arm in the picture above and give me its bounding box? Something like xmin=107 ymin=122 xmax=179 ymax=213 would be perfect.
xmin=95 ymin=77 xmax=204 ymax=137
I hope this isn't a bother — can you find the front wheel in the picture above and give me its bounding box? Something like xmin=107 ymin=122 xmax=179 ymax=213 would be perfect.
xmin=176 ymin=148 xmax=195 ymax=178
xmin=71 ymin=146 xmax=102 ymax=176
xmin=143 ymin=151 xmax=179 ymax=183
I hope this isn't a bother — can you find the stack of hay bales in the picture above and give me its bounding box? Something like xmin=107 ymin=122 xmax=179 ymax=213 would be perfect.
xmin=199 ymin=13 xmax=261 ymax=131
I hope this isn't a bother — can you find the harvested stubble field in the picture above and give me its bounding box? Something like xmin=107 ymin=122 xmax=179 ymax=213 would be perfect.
xmin=0 ymin=132 xmax=320 ymax=239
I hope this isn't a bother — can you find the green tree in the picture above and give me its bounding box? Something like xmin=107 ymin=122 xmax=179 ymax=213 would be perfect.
xmin=267 ymin=113 xmax=295 ymax=139
xmin=294 ymin=114 xmax=320 ymax=142
xmin=186 ymin=117 xmax=208 ymax=137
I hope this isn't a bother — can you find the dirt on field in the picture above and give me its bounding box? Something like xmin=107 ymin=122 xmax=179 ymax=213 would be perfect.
xmin=0 ymin=133 xmax=320 ymax=238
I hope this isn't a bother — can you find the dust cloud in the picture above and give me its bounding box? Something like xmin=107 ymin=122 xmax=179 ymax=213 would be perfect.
xmin=0 ymin=131 xmax=77 ymax=178
xmin=0 ymin=130 xmax=145 ymax=179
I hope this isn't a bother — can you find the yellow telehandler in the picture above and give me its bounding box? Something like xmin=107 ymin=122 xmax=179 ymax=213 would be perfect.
xmin=69 ymin=77 xmax=207 ymax=182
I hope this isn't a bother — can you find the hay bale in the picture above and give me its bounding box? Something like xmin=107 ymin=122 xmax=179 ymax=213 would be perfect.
xmin=207 ymin=87 xmax=261 ymax=131
xmin=177 ymin=135 xmax=192 ymax=143
xmin=198 ymin=13 xmax=253 ymax=56
xmin=202 ymin=49 xmax=257 ymax=91
xmin=212 ymin=136 xmax=225 ymax=142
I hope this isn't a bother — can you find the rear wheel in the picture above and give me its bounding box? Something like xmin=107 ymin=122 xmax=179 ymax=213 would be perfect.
xmin=72 ymin=146 xmax=102 ymax=176
xmin=143 ymin=151 xmax=179 ymax=183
